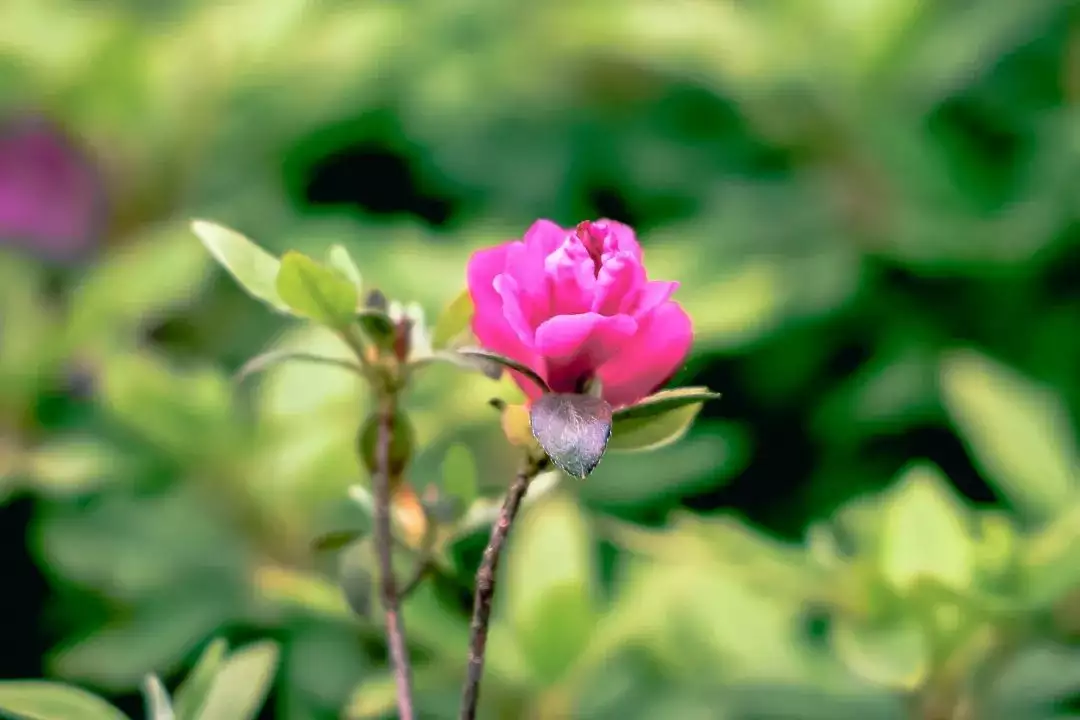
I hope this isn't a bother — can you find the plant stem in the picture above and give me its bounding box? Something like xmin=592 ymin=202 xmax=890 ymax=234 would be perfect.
xmin=372 ymin=393 xmax=415 ymax=720
xmin=459 ymin=453 xmax=545 ymax=720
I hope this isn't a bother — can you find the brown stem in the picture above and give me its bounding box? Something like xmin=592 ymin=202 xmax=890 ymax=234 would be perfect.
xmin=459 ymin=453 xmax=545 ymax=720
xmin=372 ymin=394 xmax=415 ymax=720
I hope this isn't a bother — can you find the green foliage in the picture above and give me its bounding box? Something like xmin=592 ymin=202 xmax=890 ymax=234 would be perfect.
xmin=5 ymin=1 xmax=1080 ymax=718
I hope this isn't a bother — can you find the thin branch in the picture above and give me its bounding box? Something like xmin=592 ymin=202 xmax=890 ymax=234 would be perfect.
xmin=372 ymin=395 xmax=415 ymax=720
xmin=459 ymin=453 xmax=545 ymax=720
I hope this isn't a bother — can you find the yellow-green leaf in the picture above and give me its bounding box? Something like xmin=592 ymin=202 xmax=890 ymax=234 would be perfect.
xmin=190 ymin=221 xmax=288 ymax=312
xmin=275 ymin=252 xmax=359 ymax=328
xmin=431 ymin=288 xmax=474 ymax=349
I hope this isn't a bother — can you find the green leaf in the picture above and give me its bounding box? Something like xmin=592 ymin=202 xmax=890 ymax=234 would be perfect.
xmin=506 ymin=493 xmax=597 ymax=685
xmin=880 ymin=462 xmax=974 ymax=592
xmin=195 ymin=642 xmax=279 ymax=720
xmin=337 ymin=540 xmax=373 ymax=617
xmin=530 ymin=393 xmax=613 ymax=479
xmin=327 ymin=245 xmax=363 ymax=295
xmin=357 ymin=409 xmax=415 ymax=478
xmin=1021 ymin=502 xmax=1080 ymax=607
xmin=275 ymin=251 xmax=359 ymax=328
xmin=440 ymin=443 xmax=478 ymax=511
xmin=311 ymin=529 xmax=367 ymax=553
xmin=0 ymin=682 xmax=129 ymax=720
xmin=343 ymin=674 xmax=397 ymax=719
xmin=172 ymin=639 xmax=228 ymax=720
xmin=453 ymin=348 xmax=549 ymax=393
xmin=609 ymin=387 xmax=720 ymax=452
xmin=355 ymin=309 xmax=396 ymax=349
xmin=832 ymin=615 xmax=929 ymax=691
xmin=235 ymin=351 xmax=364 ymax=384
xmin=940 ymin=350 xmax=1079 ymax=521
xmin=142 ymin=675 xmax=174 ymax=720
xmin=190 ymin=220 xmax=288 ymax=312
xmin=431 ymin=288 xmax=474 ymax=349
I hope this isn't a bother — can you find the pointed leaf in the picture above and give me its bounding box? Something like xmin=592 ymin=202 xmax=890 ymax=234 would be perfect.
xmin=609 ymin=388 xmax=719 ymax=452
xmin=311 ymin=529 xmax=367 ymax=553
xmin=356 ymin=309 xmax=396 ymax=349
xmin=441 ymin=443 xmax=478 ymax=511
xmin=190 ymin=220 xmax=288 ymax=312
xmin=172 ymin=639 xmax=228 ymax=720
xmin=327 ymin=245 xmax=363 ymax=295
xmin=195 ymin=642 xmax=279 ymax=720
xmin=338 ymin=541 xmax=373 ymax=617
xmin=431 ymin=288 xmax=474 ymax=349
xmin=530 ymin=393 xmax=613 ymax=479
xmin=235 ymin=351 xmax=364 ymax=384
xmin=0 ymin=682 xmax=129 ymax=720
xmin=881 ymin=462 xmax=974 ymax=591
xmin=454 ymin=348 xmax=549 ymax=393
xmin=940 ymin=350 xmax=1079 ymax=521
xmin=275 ymin=252 xmax=359 ymax=328
xmin=142 ymin=675 xmax=174 ymax=720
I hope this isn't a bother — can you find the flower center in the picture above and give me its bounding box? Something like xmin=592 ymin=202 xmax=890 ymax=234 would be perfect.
xmin=574 ymin=221 xmax=607 ymax=276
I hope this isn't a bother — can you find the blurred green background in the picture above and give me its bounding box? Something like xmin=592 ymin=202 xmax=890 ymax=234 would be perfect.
xmin=4 ymin=0 xmax=1080 ymax=718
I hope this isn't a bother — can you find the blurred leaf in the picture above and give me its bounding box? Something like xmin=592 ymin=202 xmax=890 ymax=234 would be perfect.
xmin=69 ymin=223 xmax=211 ymax=350
xmin=327 ymin=244 xmax=363 ymax=296
xmin=355 ymin=309 xmax=396 ymax=350
xmin=608 ymin=387 xmax=719 ymax=452
xmin=311 ymin=529 xmax=367 ymax=553
xmin=343 ymin=673 xmax=396 ymax=719
xmin=98 ymin=352 xmax=234 ymax=459
xmin=142 ymin=675 xmax=174 ymax=720
xmin=172 ymin=639 xmax=229 ymax=720
xmin=832 ymin=615 xmax=929 ymax=691
xmin=338 ymin=540 xmax=373 ymax=617
xmin=190 ymin=221 xmax=289 ymax=312
xmin=507 ymin=492 xmax=597 ymax=685
xmin=0 ymin=682 xmax=129 ymax=720
xmin=431 ymin=288 xmax=474 ymax=349
xmin=440 ymin=443 xmax=477 ymax=511
xmin=940 ymin=350 xmax=1078 ymax=521
xmin=22 ymin=436 xmax=127 ymax=497
xmin=1021 ymin=502 xmax=1080 ymax=607
xmin=530 ymin=393 xmax=613 ymax=479
xmin=275 ymin=251 xmax=358 ymax=328
xmin=357 ymin=409 xmax=414 ymax=479
xmin=196 ymin=642 xmax=279 ymax=720
xmin=880 ymin=462 xmax=974 ymax=592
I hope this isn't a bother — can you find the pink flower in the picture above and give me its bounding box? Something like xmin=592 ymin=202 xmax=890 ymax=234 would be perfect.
xmin=467 ymin=219 xmax=693 ymax=408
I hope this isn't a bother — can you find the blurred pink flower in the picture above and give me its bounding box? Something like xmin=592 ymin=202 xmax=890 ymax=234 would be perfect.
xmin=0 ymin=115 xmax=105 ymax=262
xmin=467 ymin=219 xmax=692 ymax=408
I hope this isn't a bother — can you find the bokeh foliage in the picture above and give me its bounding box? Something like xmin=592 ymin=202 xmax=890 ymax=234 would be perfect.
xmin=3 ymin=0 xmax=1080 ymax=718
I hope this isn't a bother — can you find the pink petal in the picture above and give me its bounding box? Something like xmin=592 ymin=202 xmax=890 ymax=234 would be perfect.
xmin=523 ymin=219 xmax=570 ymax=255
xmin=597 ymin=302 xmax=693 ymax=408
xmin=535 ymin=313 xmax=638 ymax=393
xmin=596 ymin=219 xmax=642 ymax=261
xmin=633 ymin=280 xmax=679 ymax=318
xmin=467 ymin=242 xmax=546 ymax=399
xmin=593 ymin=252 xmax=646 ymax=316
xmin=504 ymin=241 xmax=552 ymax=329
xmin=545 ymin=238 xmax=596 ymax=317
xmin=493 ymin=273 xmax=535 ymax=343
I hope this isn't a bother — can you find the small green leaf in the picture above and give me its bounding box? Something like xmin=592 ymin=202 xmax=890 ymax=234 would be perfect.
xmin=172 ymin=639 xmax=228 ymax=720
xmin=338 ymin=541 xmax=373 ymax=617
xmin=344 ymin=674 xmax=397 ymax=719
xmin=609 ymin=388 xmax=720 ymax=452
xmin=356 ymin=309 xmax=396 ymax=349
xmin=455 ymin=348 xmax=549 ymax=393
xmin=832 ymin=615 xmax=929 ymax=691
xmin=235 ymin=351 xmax=364 ymax=384
xmin=311 ymin=529 xmax=367 ymax=553
xmin=440 ymin=443 xmax=478 ymax=511
xmin=940 ymin=350 xmax=1079 ymax=521
xmin=881 ymin=462 xmax=974 ymax=592
xmin=431 ymin=288 xmax=474 ymax=349
xmin=0 ymin=682 xmax=130 ymax=720
xmin=327 ymin=245 xmax=363 ymax=295
xmin=142 ymin=675 xmax=174 ymax=720
xmin=530 ymin=393 xmax=613 ymax=479
xmin=275 ymin=252 xmax=359 ymax=328
xmin=357 ymin=410 xmax=415 ymax=479
xmin=195 ymin=642 xmax=279 ymax=720
xmin=190 ymin=220 xmax=288 ymax=312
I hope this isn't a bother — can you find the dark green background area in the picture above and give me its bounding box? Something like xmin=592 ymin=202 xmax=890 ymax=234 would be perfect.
xmin=3 ymin=1 xmax=1080 ymax=718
